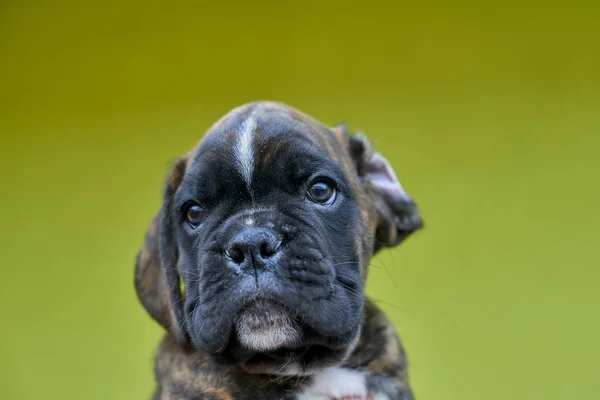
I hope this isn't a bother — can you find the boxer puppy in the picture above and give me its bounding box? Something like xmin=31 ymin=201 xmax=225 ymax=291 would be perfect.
xmin=134 ymin=101 xmax=423 ymax=399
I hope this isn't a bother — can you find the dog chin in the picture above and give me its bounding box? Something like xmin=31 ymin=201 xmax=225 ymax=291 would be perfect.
xmin=235 ymin=300 xmax=302 ymax=352
xmin=210 ymin=298 xmax=359 ymax=376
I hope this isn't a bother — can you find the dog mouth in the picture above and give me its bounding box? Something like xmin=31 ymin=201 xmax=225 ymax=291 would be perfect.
xmin=234 ymin=299 xmax=303 ymax=352
xmin=211 ymin=298 xmax=355 ymax=375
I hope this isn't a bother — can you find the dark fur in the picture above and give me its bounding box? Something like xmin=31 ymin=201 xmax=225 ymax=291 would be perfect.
xmin=135 ymin=101 xmax=423 ymax=399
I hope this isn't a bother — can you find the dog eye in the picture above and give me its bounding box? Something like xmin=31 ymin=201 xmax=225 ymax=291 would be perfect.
xmin=183 ymin=202 xmax=205 ymax=228
xmin=306 ymin=180 xmax=336 ymax=205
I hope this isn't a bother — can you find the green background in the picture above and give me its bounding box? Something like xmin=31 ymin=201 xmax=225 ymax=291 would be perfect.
xmin=1 ymin=1 xmax=598 ymax=399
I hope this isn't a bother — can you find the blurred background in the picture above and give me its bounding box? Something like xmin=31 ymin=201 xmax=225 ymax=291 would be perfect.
xmin=1 ymin=1 xmax=599 ymax=399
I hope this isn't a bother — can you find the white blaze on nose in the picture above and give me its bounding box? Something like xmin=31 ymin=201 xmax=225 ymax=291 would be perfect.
xmin=235 ymin=114 xmax=256 ymax=189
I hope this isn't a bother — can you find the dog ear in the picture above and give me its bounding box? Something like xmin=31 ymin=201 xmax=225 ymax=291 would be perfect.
xmin=336 ymin=124 xmax=424 ymax=253
xmin=134 ymin=156 xmax=189 ymax=346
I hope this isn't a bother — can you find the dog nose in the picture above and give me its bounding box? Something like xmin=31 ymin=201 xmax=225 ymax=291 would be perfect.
xmin=226 ymin=227 xmax=281 ymax=265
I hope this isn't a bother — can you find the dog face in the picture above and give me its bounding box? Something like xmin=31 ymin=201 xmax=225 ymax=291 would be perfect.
xmin=135 ymin=101 xmax=422 ymax=375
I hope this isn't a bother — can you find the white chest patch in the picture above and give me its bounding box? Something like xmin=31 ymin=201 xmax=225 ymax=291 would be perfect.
xmin=296 ymin=367 xmax=368 ymax=400
xmin=234 ymin=114 xmax=256 ymax=189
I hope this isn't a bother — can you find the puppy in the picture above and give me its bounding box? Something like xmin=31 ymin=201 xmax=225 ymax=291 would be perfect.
xmin=134 ymin=101 xmax=423 ymax=399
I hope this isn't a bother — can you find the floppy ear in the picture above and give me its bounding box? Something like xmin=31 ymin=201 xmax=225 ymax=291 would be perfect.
xmin=338 ymin=124 xmax=424 ymax=253
xmin=134 ymin=157 xmax=190 ymax=347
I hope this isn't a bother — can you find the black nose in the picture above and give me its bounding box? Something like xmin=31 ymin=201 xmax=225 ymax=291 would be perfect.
xmin=226 ymin=227 xmax=281 ymax=265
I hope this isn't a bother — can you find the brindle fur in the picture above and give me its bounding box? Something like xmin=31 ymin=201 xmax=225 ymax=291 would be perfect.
xmin=151 ymin=301 xmax=412 ymax=400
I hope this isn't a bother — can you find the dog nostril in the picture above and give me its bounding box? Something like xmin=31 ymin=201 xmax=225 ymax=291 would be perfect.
xmin=260 ymin=242 xmax=274 ymax=258
xmin=226 ymin=247 xmax=245 ymax=263
xmin=260 ymin=239 xmax=283 ymax=259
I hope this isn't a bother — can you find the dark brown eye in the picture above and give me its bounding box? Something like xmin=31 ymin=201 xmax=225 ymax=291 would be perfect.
xmin=184 ymin=203 xmax=204 ymax=228
xmin=307 ymin=180 xmax=336 ymax=205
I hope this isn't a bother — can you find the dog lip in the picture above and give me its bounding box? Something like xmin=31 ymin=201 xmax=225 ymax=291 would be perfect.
xmin=235 ymin=298 xmax=299 ymax=325
xmin=238 ymin=296 xmax=286 ymax=311
xmin=234 ymin=298 xmax=303 ymax=352
xmin=206 ymin=297 xmax=360 ymax=370
xmin=235 ymin=298 xmax=289 ymax=324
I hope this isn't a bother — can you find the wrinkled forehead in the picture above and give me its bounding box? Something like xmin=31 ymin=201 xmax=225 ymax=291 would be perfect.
xmin=185 ymin=102 xmax=349 ymax=175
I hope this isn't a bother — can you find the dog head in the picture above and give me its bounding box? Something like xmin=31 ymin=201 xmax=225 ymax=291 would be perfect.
xmin=135 ymin=101 xmax=423 ymax=375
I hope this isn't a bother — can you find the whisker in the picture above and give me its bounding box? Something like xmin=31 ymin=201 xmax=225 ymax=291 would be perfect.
xmin=382 ymin=248 xmax=399 ymax=289
xmin=368 ymin=297 xmax=419 ymax=318
xmin=330 ymin=261 xmax=361 ymax=268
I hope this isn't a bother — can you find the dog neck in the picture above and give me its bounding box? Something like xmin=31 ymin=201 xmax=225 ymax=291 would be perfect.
xmin=152 ymin=300 xmax=410 ymax=398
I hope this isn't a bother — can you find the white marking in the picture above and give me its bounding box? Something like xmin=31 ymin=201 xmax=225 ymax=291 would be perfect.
xmin=236 ymin=309 xmax=302 ymax=352
xmin=238 ymin=325 xmax=301 ymax=352
xmin=235 ymin=113 xmax=256 ymax=189
xmin=296 ymin=367 xmax=368 ymax=400
xmin=245 ymin=218 xmax=254 ymax=225
xmin=371 ymin=394 xmax=389 ymax=400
